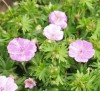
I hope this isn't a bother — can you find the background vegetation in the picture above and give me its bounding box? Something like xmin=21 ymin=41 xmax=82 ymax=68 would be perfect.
xmin=0 ymin=0 xmax=100 ymax=91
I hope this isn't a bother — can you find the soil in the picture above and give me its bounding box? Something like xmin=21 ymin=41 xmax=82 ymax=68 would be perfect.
xmin=0 ymin=0 xmax=13 ymax=12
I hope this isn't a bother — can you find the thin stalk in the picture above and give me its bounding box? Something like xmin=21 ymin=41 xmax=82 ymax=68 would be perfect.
xmin=2 ymin=0 xmax=9 ymax=9
xmin=22 ymin=62 xmax=27 ymax=73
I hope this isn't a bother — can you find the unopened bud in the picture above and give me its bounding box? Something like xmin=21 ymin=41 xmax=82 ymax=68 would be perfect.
xmin=32 ymin=38 xmax=38 ymax=44
xmin=36 ymin=25 xmax=42 ymax=31
xmin=75 ymin=14 xmax=80 ymax=19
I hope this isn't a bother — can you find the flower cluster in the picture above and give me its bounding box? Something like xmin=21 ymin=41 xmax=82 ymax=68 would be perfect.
xmin=43 ymin=11 xmax=95 ymax=63
xmin=43 ymin=10 xmax=68 ymax=41
xmin=0 ymin=76 xmax=36 ymax=91
xmin=5 ymin=10 xmax=95 ymax=90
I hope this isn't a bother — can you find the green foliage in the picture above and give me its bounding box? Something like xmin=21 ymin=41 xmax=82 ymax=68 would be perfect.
xmin=91 ymin=20 xmax=100 ymax=39
xmin=0 ymin=0 xmax=99 ymax=91
xmin=35 ymin=62 xmax=49 ymax=84
xmin=0 ymin=56 xmax=15 ymax=75
xmin=40 ymin=40 xmax=69 ymax=64
xmin=21 ymin=15 xmax=33 ymax=34
xmin=70 ymin=70 xmax=96 ymax=91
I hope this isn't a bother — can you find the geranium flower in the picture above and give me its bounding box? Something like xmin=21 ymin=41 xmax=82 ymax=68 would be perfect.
xmin=7 ymin=38 xmax=37 ymax=62
xmin=43 ymin=24 xmax=64 ymax=41
xmin=49 ymin=10 xmax=67 ymax=29
xmin=24 ymin=78 xmax=36 ymax=89
xmin=0 ymin=76 xmax=18 ymax=91
xmin=68 ymin=40 xmax=95 ymax=62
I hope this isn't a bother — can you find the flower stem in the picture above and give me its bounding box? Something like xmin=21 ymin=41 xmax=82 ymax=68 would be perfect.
xmin=78 ymin=62 xmax=87 ymax=73
xmin=22 ymin=62 xmax=27 ymax=73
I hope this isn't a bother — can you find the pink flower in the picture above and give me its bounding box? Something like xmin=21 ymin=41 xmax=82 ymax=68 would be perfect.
xmin=49 ymin=11 xmax=67 ymax=29
xmin=69 ymin=40 xmax=95 ymax=62
xmin=0 ymin=76 xmax=18 ymax=91
xmin=43 ymin=24 xmax=64 ymax=41
xmin=7 ymin=38 xmax=37 ymax=62
xmin=24 ymin=78 xmax=36 ymax=89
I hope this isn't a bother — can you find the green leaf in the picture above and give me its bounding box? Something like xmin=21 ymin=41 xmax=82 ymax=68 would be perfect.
xmin=35 ymin=62 xmax=49 ymax=84
xmin=91 ymin=20 xmax=100 ymax=39
xmin=55 ymin=75 xmax=64 ymax=85
xmin=21 ymin=15 xmax=33 ymax=34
